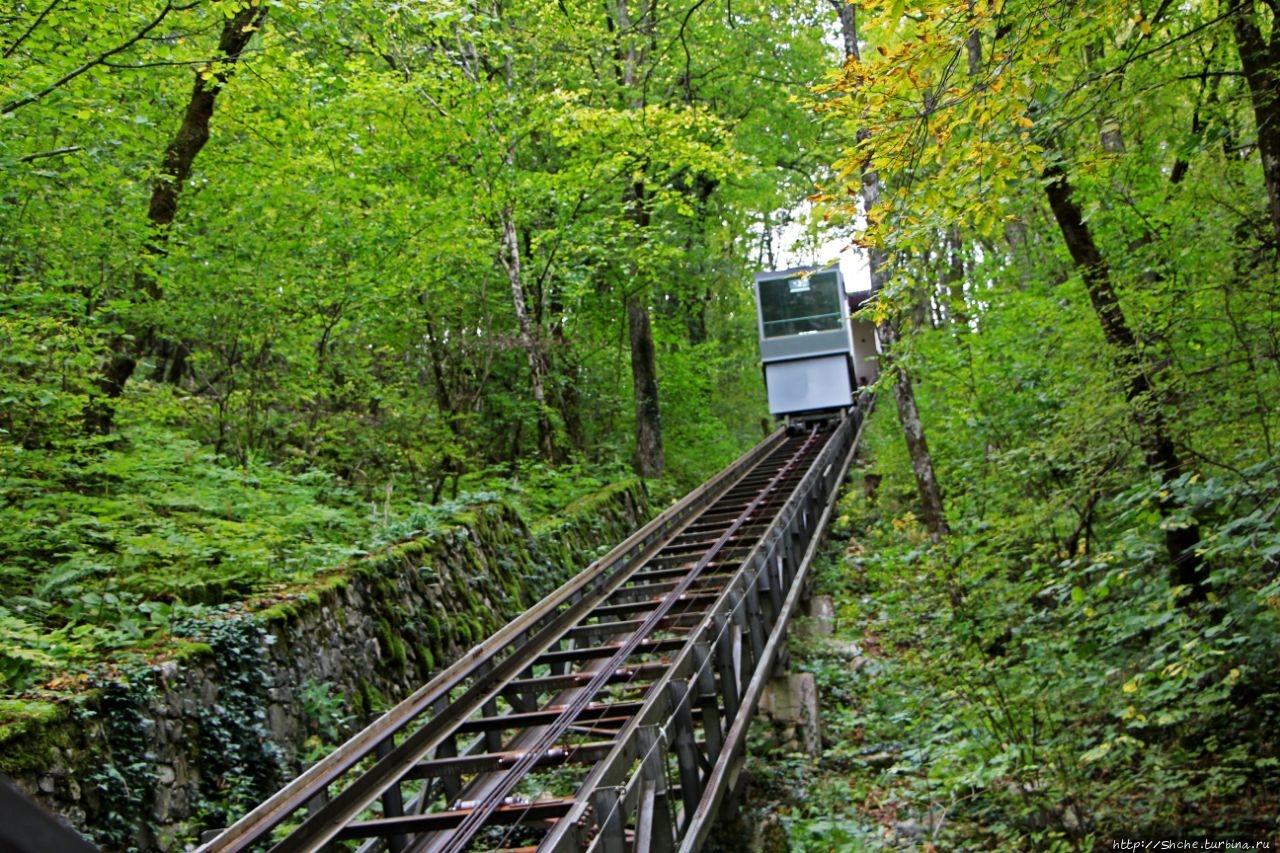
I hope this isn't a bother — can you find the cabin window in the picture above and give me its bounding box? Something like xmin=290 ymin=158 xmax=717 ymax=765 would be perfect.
xmin=758 ymin=270 xmax=844 ymax=338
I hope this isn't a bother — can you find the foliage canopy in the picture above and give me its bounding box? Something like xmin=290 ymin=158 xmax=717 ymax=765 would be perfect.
xmin=1 ymin=0 xmax=841 ymax=691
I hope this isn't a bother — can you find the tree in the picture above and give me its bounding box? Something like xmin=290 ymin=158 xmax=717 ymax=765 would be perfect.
xmin=813 ymin=0 xmax=1280 ymax=598
xmin=2 ymin=0 xmax=840 ymax=500
xmin=1231 ymin=0 xmax=1280 ymax=245
xmin=824 ymin=0 xmax=950 ymax=542
xmin=1041 ymin=156 xmax=1204 ymax=597
xmin=90 ymin=1 xmax=270 ymax=433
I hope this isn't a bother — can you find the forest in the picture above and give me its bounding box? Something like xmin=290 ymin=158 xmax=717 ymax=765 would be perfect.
xmin=1 ymin=0 xmax=831 ymax=689
xmin=3 ymin=0 xmax=1279 ymax=849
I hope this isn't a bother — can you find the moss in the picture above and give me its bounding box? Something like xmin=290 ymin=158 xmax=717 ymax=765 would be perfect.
xmin=352 ymin=536 xmax=433 ymax=580
xmin=0 ymin=699 xmax=66 ymax=744
xmin=392 ymin=634 xmax=408 ymax=667
xmin=396 ymin=539 xmax=428 ymax=558
xmin=448 ymin=572 xmax=469 ymax=605
xmin=258 ymin=601 xmax=300 ymax=623
xmin=315 ymin=574 xmax=350 ymax=594
xmin=376 ymin=618 xmax=407 ymax=669
xmin=531 ymin=479 xmax=644 ymax=535
xmin=0 ymin=700 xmax=72 ymax=776
xmin=173 ymin=640 xmax=215 ymax=663
xmin=252 ymin=574 xmax=347 ymax=625
xmin=385 ymin=545 xmax=422 ymax=573
xmin=353 ymin=679 xmax=382 ymax=719
xmin=347 ymin=556 xmax=378 ymax=580
xmin=450 ymin=509 xmax=480 ymax=527
xmin=373 ymin=576 xmax=398 ymax=603
xmin=463 ymin=588 xmax=482 ymax=613
xmin=568 ymin=478 xmax=640 ymax=512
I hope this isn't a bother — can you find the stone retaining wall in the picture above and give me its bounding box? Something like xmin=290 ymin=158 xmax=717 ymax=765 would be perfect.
xmin=0 ymin=482 xmax=649 ymax=851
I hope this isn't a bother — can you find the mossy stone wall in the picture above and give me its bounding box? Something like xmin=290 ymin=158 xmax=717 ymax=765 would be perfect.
xmin=0 ymin=482 xmax=649 ymax=851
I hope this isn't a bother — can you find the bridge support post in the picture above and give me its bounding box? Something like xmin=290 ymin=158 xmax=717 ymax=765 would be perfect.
xmin=726 ymin=589 xmax=755 ymax=675
xmin=712 ymin=615 xmax=740 ymax=724
xmin=666 ymin=680 xmax=702 ymax=832
xmin=434 ymin=734 xmax=461 ymax=803
xmin=754 ymin=552 xmax=777 ymax=627
xmin=742 ymin=581 xmax=767 ymax=668
xmin=635 ymin=726 xmax=675 ymax=852
xmin=373 ymin=739 xmax=408 ymax=853
xmin=592 ymin=785 xmax=627 ymax=853
xmin=304 ymin=788 xmax=335 ymax=853
xmin=692 ymin=641 xmax=724 ymax=760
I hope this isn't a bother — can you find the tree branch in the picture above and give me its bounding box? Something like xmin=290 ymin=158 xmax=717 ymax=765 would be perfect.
xmin=18 ymin=145 xmax=82 ymax=163
xmin=3 ymin=0 xmax=63 ymax=59
xmin=101 ymin=58 xmax=219 ymax=70
xmin=1 ymin=1 xmax=201 ymax=116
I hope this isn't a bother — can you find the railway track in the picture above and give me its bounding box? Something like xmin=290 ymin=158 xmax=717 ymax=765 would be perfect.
xmin=200 ymin=406 xmax=865 ymax=853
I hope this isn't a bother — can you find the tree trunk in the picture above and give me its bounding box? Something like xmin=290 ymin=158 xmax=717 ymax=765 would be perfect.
xmin=1231 ymin=1 xmax=1280 ymax=245
xmin=879 ymin=319 xmax=950 ymax=542
xmin=942 ymin=227 xmax=969 ymax=321
xmin=1042 ymin=161 xmax=1205 ymax=600
xmin=609 ymin=0 xmax=664 ymax=478
xmin=831 ymin=0 xmax=857 ymax=60
xmin=86 ymin=2 xmax=268 ymax=433
xmin=422 ymin=312 xmax=459 ymax=429
xmin=547 ymin=287 xmax=585 ymax=452
xmin=499 ymin=206 xmax=556 ymax=460
xmin=624 ymin=180 xmax=664 ymax=478
xmin=832 ymin=0 xmax=949 ymax=540
xmin=965 ymin=0 xmax=982 ymax=75
xmin=627 ymin=291 xmax=664 ymax=478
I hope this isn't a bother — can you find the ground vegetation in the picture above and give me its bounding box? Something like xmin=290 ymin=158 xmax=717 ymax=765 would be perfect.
xmin=766 ymin=1 xmax=1280 ymax=840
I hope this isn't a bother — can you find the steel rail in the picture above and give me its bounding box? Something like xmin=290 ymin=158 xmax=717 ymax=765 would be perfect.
xmin=390 ymin=437 xmax=817 ymax=853
xmin=364 ymin=425 xmax=835 ymax=853
xmin=198 ymin=406 xmax=865 ymax=853
xmin=430 ymin=428 xmax=826 ymax=853
xmin=539 ymin=406 xmax=863 ymax=853
xmin=676 ymin=407 xmax=869 ymax=852
xmin=407 ymin=433 xmax=821 ymax=853
xmin=403 ymin=424 xmax=840 ymax=853
xmin=199 ymin=429 xmax=792 ymax=853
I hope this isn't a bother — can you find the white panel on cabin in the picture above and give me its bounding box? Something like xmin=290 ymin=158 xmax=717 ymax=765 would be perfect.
xmin=849 ymin=318 xmax=880 ymax=387
xmin=764 ymin=355 xmax=853 ymax=416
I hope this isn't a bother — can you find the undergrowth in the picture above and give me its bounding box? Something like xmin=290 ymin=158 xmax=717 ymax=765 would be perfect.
xmin=767 ymin=407 xmax=1280 ymax=851
xmin=0 ymin=389 xmax=643 ymax=697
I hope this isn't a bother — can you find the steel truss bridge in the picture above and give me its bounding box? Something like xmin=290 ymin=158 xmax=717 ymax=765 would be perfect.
xmin=197 ymin=407 xmax=866 ymax=853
